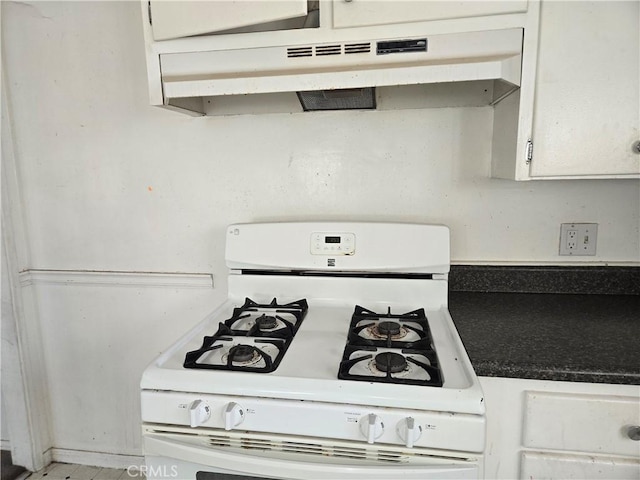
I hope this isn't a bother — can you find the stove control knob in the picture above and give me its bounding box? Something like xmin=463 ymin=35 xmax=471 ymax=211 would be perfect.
xmin=397 ymin=417 xmax=422 ymax=448
xmin=188 ymin=400 xmax=211 ymax=428
xmin=223 ymin=402 xmax=245 ymax=431
xmin=359 ymin=414 xmax=384 ymax=444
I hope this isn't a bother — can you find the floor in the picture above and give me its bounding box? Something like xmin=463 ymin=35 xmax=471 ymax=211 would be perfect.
xmin=1 ymin=450 xmax=144 ymax=480
xmin=19 ymin=464 xmax=142 ymax=480
xmin=1 ymin=451 xmax=27 ymax=480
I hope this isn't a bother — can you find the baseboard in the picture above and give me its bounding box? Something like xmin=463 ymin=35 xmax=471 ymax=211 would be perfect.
xmin=51 ymin=448 xmax=144 ymax=469
xmin=43 ymin=448 xmax=53 ymax=468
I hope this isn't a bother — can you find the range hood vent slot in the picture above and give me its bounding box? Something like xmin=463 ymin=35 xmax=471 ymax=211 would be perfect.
xmin=345 ymin=42 xmax=371 ymax=54
xmin=315 ymin=44 xmax=342 ymax=56
xmin=377 ymin=38 xmax=428 ymax=55
xmin=287 ymin=46 xmax=313 ymax=58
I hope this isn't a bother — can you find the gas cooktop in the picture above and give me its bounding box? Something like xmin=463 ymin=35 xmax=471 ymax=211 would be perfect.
xmin=183 ymin=298 xmax=445 ymax=387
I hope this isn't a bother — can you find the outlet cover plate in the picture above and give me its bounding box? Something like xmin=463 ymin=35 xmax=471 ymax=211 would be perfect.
xmin=559 ymin=223 xmax=598 ymax=256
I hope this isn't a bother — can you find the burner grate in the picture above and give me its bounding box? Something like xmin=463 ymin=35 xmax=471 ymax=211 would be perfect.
xmin=338 ymin=344 xmax=443 ymax=386
xmin=347 ymin=305 xmax=436 ymax=349
xmin=338 ymin=306 xmax=444 ymax=386
xmin=183 ymin=297 xmax=308 ymax=373
xmin=228 ymin=297 xmax=308 ymax=338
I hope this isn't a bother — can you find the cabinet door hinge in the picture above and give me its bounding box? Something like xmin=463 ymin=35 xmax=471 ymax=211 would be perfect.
xmin=148 ymin=1 xmax=153 ymax=25
xmin=526 ymin=139 xmax=533 ymax=165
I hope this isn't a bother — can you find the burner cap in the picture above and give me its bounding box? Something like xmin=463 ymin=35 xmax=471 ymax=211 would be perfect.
xmin=229 ymin=344 xmax=256 ymax=363
xmin=255 ymin=314 xmax=278 ymax=330
xmin=377 ymin=321 xmax=401 ymax=336
xmin=374 ymin=352 xmax=407 ymax=373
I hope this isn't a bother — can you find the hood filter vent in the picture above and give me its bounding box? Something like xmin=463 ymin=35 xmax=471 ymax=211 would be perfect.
xmin=297 ymin=88 xmax=376 ymax=111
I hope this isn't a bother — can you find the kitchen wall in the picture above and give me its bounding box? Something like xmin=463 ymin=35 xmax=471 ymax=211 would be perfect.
xmin=2 ymin=1 xmax=639 ymax=465
xmin=1 ymin=244 xmax=8 ymax=449
xmin=1 ymin=396 xmax=8 ymax=447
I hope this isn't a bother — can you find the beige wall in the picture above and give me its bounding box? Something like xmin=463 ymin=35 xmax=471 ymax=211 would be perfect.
xmin=4 ymin=2 xmax=639 ymax=276
xmin=2 ymin=1 xmax=639 ymax=461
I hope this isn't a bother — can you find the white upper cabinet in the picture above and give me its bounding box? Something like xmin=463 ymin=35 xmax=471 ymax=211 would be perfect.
xmin=524 ymin=1 xmax=639 ymax=179
xmin=149 ymin=0 xmax=309 ymax=41
xmin=332 ymin=0 xmax=528 ymax=29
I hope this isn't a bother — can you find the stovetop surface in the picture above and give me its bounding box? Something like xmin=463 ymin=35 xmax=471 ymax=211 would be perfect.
xmin=142 ymin=274 xmax=485 ymax=415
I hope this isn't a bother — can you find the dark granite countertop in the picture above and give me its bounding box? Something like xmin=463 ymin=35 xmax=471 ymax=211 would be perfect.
xmin=447 ymin=266 xmax=640 ymax=385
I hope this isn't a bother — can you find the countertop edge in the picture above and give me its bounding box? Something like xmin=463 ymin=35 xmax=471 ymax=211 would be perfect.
xmin=472 ymin=361 xmax=640 ymax=386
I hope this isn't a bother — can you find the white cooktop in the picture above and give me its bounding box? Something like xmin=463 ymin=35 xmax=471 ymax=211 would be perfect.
xmin=141 ymin=273 xmax=485 ymax=415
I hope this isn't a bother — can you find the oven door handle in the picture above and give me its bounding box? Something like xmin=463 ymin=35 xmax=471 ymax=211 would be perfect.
xmin=144 ymin=434 xmax=479 ymax=479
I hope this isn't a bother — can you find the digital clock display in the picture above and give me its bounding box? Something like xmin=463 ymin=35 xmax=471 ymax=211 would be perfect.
xmin=325 ymin=236 xmax=341 ymax=244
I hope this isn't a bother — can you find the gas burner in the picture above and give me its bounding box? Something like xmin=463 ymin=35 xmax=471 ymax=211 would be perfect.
xmin=228 ymin=344 xmax=258 ymax=363
xmin=367 ymin=321 xmax=412 ymax=342
xmin=348 ymin=306 xmax=435 ymax=349
xmin=376 ymin=321 xmax=401 ymax=336
xmin=374 ymin=352 xmax=407 ymax=373
xmin=255 ymin=314 xmax=278 ymax=330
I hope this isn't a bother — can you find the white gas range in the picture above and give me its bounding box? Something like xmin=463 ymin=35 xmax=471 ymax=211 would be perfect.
xmin=141 ymin=222 xmax=486 ymax=479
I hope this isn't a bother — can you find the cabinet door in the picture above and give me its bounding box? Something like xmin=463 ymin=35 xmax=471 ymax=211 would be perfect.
xmin=149 ymin=1 xmax=308 ymax=41
xmin=521 ymin=452 xmax=640 ymax=480
xmin=523 ymin=392 xmax=640 ymax=457
xmin=529 ymin=1 xmax=640 ymax=177
xmin=333 ymin=0 xmax=528 ymax=29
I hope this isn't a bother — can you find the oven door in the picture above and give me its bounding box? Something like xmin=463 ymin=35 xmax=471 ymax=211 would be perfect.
xmin=142 ymin=428 xmax=481 ymax=480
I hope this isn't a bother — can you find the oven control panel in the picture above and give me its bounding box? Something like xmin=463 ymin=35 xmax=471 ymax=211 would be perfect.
xmin=310 ymin=232 xmax=355 ymax=256
xmin=141 ymin=391 xmax=485 ymax=453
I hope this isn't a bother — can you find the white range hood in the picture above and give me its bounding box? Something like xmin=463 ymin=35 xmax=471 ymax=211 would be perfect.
xmin=141 ymin=1 xmax=532 ymax=117
xmin=159 ymin=28 xmax=522 ymax=106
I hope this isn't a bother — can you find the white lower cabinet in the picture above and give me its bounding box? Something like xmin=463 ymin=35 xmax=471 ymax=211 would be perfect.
xmin=480 ymin=377 xmax=640 ymax=479
xmin=523 ymin=391 xmax=639 ymax=457
xmin=521 ymin=451 xmax=640 ymax=480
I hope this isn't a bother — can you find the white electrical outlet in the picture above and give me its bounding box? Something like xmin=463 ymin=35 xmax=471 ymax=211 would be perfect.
xmin=559 ymin=223 xmax=598 ymax=256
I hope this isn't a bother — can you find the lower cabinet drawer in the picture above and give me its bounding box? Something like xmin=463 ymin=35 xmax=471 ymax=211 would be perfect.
xmin=523 ymin=391 xmax=640 ymax=456
xmin=521 ymin=451 xmax=640 ymax=480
